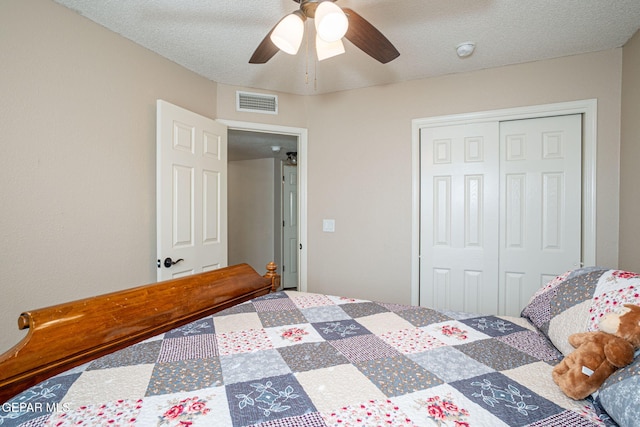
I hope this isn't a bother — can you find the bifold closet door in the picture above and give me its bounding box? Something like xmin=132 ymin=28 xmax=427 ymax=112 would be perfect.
xmin=419 ymin=122 xmax=501 ymax=314
xmin=499 ymin=115 xmax=582 ymax=315
xmin=420 ymin=114 xmax=582 ymax=315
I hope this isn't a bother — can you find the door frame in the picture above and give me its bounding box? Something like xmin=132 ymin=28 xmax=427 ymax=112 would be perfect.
xmin=219 ymin=119 xmax=308 ymax=292
xmin=411 ymin=99 xmax=598 ymax=306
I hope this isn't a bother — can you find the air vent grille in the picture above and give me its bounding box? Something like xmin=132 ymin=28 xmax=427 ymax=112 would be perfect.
xmin=236 ymin=91 xmax=278 ymax=114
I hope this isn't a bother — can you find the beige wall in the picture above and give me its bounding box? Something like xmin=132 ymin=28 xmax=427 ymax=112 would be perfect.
xmin=0 ymin=0 xmax=630 ymax=355
xmin=228 ymin=158 xmax=276 ymax=274
xmin=619 ymin=30 xmax=640 ymax=271
xmin=305 ymin=50 xmax=623 ymax=304
xmin=0 ymin=0 xmax=220 ymax=353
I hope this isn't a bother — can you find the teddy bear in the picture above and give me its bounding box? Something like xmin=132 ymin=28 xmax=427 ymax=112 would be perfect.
xmin=552 ymin=304 xmax=640 ymax=400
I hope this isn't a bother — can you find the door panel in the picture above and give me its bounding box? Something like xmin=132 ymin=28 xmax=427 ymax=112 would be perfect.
xmin=282 ymin=164 xmax=298 ymax=288
xmin=499 ymin=115 xmax=582 ymax=315
xmin=420 ymin=122 xmax=500 ymax=313
xmin=157 ymin=100 xmax=227 ymax=281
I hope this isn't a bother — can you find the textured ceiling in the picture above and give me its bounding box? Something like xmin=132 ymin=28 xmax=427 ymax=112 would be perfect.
xmin=53 ymin=0 xmax=640 ymax=96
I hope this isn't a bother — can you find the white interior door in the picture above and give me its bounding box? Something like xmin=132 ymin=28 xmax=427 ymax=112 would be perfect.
xmin=499 ymin=115 xmax=582 ymax=315
xmin=157 ymin=100 xmax=227 ymax=281
xmin=420 ymin=114 xmax=582 ymax=315
xmin=420 ymin=122 xmax=500 ymax=313
xmin=282 ymin=164 xmax=298 ymax=288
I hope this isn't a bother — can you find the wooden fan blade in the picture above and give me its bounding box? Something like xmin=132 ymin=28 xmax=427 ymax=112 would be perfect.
xmin=342 ymin=8 xmax=399 ymax=64
xmin=249 ymin=27 xmax=279 ymax=64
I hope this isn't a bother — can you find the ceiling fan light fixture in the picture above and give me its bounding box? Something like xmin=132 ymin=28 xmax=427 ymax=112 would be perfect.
xmin=270 ymin=11 xmax=306 ymax=55
xmin=316 ymin=35 xmax=345 ymax=61
xmin=314 ymin=1 xmax=348 ymax=43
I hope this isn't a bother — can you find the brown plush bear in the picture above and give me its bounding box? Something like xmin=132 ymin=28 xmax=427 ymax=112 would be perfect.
xmin=552 ymin=304 xmax=640 ymax=400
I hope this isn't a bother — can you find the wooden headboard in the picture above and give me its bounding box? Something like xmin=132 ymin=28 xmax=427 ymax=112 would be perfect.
xmin=0 ymin=262 xmax=280 ymax=404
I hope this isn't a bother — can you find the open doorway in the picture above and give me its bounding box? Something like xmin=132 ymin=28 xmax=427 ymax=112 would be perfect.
xmin=226 ymin=126 xmax=305 ymax=291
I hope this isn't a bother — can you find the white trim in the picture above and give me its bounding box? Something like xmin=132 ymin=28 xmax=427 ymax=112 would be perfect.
xmin=219 ymin=119 xmax=308 ymax=293
xmin=410 ymin=99 xmax=597 ymax=306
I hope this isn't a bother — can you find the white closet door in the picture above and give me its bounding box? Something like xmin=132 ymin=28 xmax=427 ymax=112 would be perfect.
xmin=420 ymin=122 xmax=500 ymax=313
xmin=420 ymin=114 xmax=582 ymax=315
xmin=499 ymin=115 xmax=582 ymax=315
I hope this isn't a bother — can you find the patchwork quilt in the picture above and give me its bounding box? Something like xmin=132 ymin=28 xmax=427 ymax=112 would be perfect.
xmin=1 ymin=290 xmax=616 ymax=426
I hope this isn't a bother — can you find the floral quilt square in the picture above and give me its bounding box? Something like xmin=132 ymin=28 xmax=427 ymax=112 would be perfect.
xmin=137 ymin=387 xmax=231 ymax=426
xmin=451 ymin=372 xmax=563 ymax=426
xmin=264 ymin=323 xmax=324 ymax=348
xmin=311 ymin=320 xmax=371 ymax=340
xmin=287 ymin=292 xmax=335 ymax=309
xmin=225 ymin=374 xmax=316 ymax=426
xmin=379 ymin=327 xmax=446 ymax=354
xmin=216 ymin=327 xmax=273 ymax=355
xmin=322 ymin=398 xmax=416 ymax=427
xmin=277 ymin=342 xmax=349 ymax=372
xmin=460 ymin=316 xmax=527 ymax=337
xmin=426 ymin=320 xmax=490 ymax=345
xmin=393 ymin=384 xmax=506 ymax=427
xmin=46 ymin=398 xmax=144 ymax=426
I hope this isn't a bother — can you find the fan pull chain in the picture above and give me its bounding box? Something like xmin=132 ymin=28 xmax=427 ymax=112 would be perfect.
xmin=304 ymin=20 xmax=309 ymax=85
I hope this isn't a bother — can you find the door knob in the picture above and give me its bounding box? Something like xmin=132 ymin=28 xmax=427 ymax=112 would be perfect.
xmin=163 ymin=257 xmax=184 ymax=268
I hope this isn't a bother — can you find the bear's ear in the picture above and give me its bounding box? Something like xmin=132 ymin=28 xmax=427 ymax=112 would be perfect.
xmin=623 ymin=304 xmax=640 ymax=311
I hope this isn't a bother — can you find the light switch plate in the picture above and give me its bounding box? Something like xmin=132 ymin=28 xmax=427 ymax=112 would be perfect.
xmin=322 ymin=219 xmax=335 ymax=232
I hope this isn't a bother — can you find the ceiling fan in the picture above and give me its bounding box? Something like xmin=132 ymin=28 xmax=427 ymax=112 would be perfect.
xmin=249 ymin=0 xmax=400 ymax=64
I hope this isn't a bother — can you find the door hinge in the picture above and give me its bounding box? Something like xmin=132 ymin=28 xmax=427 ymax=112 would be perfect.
xmin=283 ymin=265 xmax=285 ymax=272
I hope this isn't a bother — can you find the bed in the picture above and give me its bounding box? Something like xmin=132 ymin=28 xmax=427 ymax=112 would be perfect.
xmin=1 ymin=264 xmax=638 ymax=426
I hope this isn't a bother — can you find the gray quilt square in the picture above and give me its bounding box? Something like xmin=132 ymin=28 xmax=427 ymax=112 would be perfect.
xmin=456 ymin=339 xmax=539 ymax=371
xmin=339 ymin=302 xmax=389 ymax=318
xmin=258 ymin=309 xmax=307 ymax=328
xmin=460 ymin=316 xmax=526 ymax=337
xmin=311 ymin=319 xmax=370 ymax=340
xmin=356 ymin=355 xmax=443 ymax=397
xmin=226 ymin=374 xmax=316 ymax=427
xmin=220 ymin=349 xmax=291 ymax=384
xmin=451 ymin=372 xmax=563 ymax=426
xmin=146 ymin=357 xmax=223 ymax=396
xmin=300 ymin=305 xmax=350 ymax=323
xmin=277 ymin=342 xmax=349 ymax=372
xmin=87 ymin=340 xmax=162 ymax=370
xmin=165 ymin=317 xmax=214 ymax=338
xmin=408 ymin=346 xmax=494 ymax=382
xmin=397 ymin=307 xmax=452 ymax=327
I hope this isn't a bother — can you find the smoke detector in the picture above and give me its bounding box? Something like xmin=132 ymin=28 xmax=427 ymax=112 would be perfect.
xmin=456 ymin=42 xmax=475 ymax=58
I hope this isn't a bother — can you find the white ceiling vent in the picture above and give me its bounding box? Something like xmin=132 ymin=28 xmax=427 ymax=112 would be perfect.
xmin=236 ymin=91 xmax=278 ymax=115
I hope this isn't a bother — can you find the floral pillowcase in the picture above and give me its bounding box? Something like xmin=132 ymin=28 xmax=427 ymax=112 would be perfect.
xmin=521 ymin=266 xmax=640 ymax=427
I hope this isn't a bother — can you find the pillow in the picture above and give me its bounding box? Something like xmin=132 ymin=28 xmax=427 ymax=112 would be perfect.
xmin=521 ymin=267 xmax=607 ymax=355
xmin=596 ymin=355 xmax=640 ymax=427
